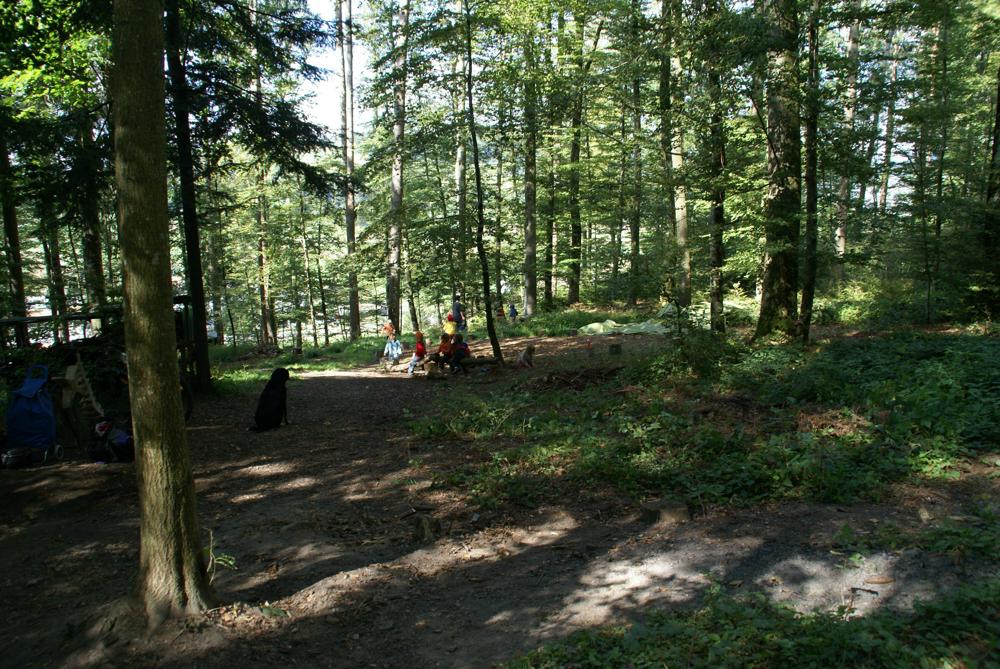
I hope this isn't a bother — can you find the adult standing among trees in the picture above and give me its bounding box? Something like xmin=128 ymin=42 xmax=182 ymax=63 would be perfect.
xmin=452 ymin=294 xmax=466 ymax=331
xmin=113 ymin=0 xmax=214 ymax=624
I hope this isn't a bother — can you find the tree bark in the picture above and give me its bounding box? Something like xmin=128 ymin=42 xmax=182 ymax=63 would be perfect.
xmin=669 ymin=0 xmax=690 ymax=307
xmin=754 ymin=0 xmax=801 ymax=339
xmin=522 ymin=31 xmax=538 ymax=317
xmin=112 ymin=0 xmax=214 ymax=625
xmin=567 ymin=16 xmax=601 ymax=305
xmin=298 ymin=193 xmax=318 ymax=347
xmin=339 ymin=0 xmax=361 ymax=340
xmin=705 ymin=0 xmax=726 ymax=333
xmin=877 ymin=34 xmax=899 ymax=220
xmin=833 ymin=6 xmax=860 ymax=284
xmin=165 ymin=0 xmax=211 ymax=389
xmin=78 ymin=117 xmax=108 ymax=331
xmin=658 ymin=0 xmax=676 ymax=296
xmin=0 ymin=124 xmax=28 ymax=346
xmin=387 ymin=0 xmax=410 ymax=333
xmin=453 ymin=54 xmax=468 ymax=301
xmin=463 ymin=0 xmax=502 ymax=363
xmin=799 ymin=0 xmax=820 ymax=343
xmin=42 ymin=220 xmax=70 ymax=343
xmin=250 ymin=0 xmax=274 ymax=347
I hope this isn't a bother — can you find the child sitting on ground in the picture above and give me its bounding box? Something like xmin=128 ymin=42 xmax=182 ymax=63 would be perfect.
xmin=428 ymin=333 xmax=453 ymax=370
xmin=407 ymin=331 xmax=427 ymax=376
xmin=383 ymin=333 xmax=403 ymax=368
xmin=450 ymin=334 xmax=471 ymax=374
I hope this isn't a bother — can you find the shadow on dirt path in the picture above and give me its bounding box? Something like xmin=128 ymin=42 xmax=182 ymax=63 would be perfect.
xmin=0 ymin=359 xmax=995 ymax=669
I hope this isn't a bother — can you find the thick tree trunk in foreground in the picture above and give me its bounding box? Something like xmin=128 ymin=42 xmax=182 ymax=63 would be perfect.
xmin=754 ymin=0 xmax=801 ymax=339
xmin=112 ymin=0 xmax=214 ymax=625
xmin=165 ymin=0 xmax=211 ymax=389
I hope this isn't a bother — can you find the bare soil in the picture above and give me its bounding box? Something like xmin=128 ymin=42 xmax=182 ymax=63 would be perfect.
xmin=0 ymin=335 xmax=996 ymax=669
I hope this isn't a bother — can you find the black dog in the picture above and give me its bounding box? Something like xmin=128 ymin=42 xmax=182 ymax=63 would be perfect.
xmin=251 ymin=368 xmax=290 ymax=432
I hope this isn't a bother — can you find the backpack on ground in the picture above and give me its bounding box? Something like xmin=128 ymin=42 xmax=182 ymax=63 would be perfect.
xmin=3 ymin=365 xmax=60 ymax=468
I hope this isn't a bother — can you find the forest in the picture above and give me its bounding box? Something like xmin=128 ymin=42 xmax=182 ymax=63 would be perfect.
xmin=1 ymin=0 xmax=999 ymax=666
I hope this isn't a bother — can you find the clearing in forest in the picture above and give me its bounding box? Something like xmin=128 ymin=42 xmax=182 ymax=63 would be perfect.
xmin=0 ymin=330 xmax=998 ymax=668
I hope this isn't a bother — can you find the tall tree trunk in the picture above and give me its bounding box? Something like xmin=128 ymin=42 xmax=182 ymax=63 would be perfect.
xmin=627 ymin=0 xmax=643 ymax=305
xmin=670 ymin=0 xmax=690 ymax=307
xmin=165 ymin=0 xmax=211 ymax=389
xmin=387 ymin=0 xmax=410 ymax=333
xmin=112 ymin=0 xmax=214 ymax=624
xmin=78 ymin=118 xmax=108 ymax=329
xmin=799 ymin=0 xmax=820 ymax=343
xmin=339 ymin=0 xmax=361 ymax=340
xmin=495 ymin=99 xmax=505 ymax=302
xmin=833 ymin=6 xmax=860 ymax=284
xmin=522 ymin=32 xmax=538 ymax=317
xmin=42 ymin=220 xmax=70 ymax=343
xmin=298 ymin=193 xmax=318 ymax=347
xmin=877 ymin=33 xmax=899 ymax=220
xmin=754 ymin=0 xmax=801 ymax=339
xmin=988 ymin=62 xmax=1000 ymax=206
xmin=250 ymin=0 xmax=273 ymax=346
xmin=0 ymin=125 xmax=28 ymax=346
xmin=613 ymin=102 xmax=627 ymax=285
xmin=568 ymin=97 xmax=583 ymax=304
xmin=567 ymin=16 xmax=601 ymax=305
xmin=705 ymin=0 xmax=727 ymax=333
xmin=629 ymin=60 xmax=642 ymax=305
xmin=543 ymin=12 xmax=561 ymax=309
xmin=658 ymin=0 xmax=676 ymax=248
xmin=453 ymin=61 xmax=468 ymax=300
xmin=315 ymin=222 xmax=331 ymax=345
xmin=208 ymin=192 xmax=226 ymax=346
xmin=932 ymin=16 xmax=949 ymax=288
xmin=463 ymin=0 xmax=502 ymax=362
xmin=256 ymin=208 xmax=273 ymax=346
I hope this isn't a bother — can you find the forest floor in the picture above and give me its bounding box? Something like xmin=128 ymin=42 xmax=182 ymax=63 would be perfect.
xmin=0 ymin=332 xmax=997 ymax=668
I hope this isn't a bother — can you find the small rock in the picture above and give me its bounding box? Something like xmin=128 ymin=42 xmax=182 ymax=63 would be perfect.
xmin=413 ymin=514 xmax=442 ymax=543
xmin=641 ymin=499 xmax=691 ymax=525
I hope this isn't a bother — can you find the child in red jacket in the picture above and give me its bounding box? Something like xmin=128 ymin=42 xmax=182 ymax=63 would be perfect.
xmin=407 ymin=331 xmax=427 ymax=376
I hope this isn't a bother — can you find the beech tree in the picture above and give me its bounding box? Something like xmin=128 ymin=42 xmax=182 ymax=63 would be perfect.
xmin=754 ymin=0 xmax=801 ymax=339
xmin=112 ymin=0 xmax=214 ymax=622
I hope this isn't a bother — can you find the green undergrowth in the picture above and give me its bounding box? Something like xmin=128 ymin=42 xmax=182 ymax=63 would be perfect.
xmin=415 ymin=326 xmax=1000 ymax=510
xmin=832 ymin=503 xmax=1000 ymax=562
xmin=507 ymin=580 xmax=1000 ymax=668
xmin=468 ymin=306 xmax=645 ymax=340
xmin=210 ymin=337 xmax=383 ymax=394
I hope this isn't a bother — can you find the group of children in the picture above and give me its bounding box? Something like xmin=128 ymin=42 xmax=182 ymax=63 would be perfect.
xmin=380 ymin=298 xmax=535 ymax=378
xmin=381 ymin=303 xmax=473 ymax=376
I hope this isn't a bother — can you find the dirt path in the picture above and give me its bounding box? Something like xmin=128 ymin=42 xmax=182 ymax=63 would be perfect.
xmin=0 ymin=353 xmax=995 ymax=669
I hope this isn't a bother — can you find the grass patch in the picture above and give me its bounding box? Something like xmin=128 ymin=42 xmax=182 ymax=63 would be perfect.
xmin=417 ymin=328 xmax=1000 ymax=510
xmin=507 ymin=580 xmax=1000 ymax=668
xmin=210 ymin=337 xmax=384 ymax=394
xmin=465 ymin=306 xmax=646 ymax=340
xmin=833 ymin=504 xmax=1000 ymax=562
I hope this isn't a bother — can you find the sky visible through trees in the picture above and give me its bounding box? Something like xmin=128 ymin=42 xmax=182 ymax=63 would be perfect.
xmin=0 ymin=0 xmax=998 ymax=353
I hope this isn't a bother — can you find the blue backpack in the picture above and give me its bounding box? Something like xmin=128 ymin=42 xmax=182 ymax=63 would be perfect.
xmin=6 ymin=365 xmax=57 ymax=455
